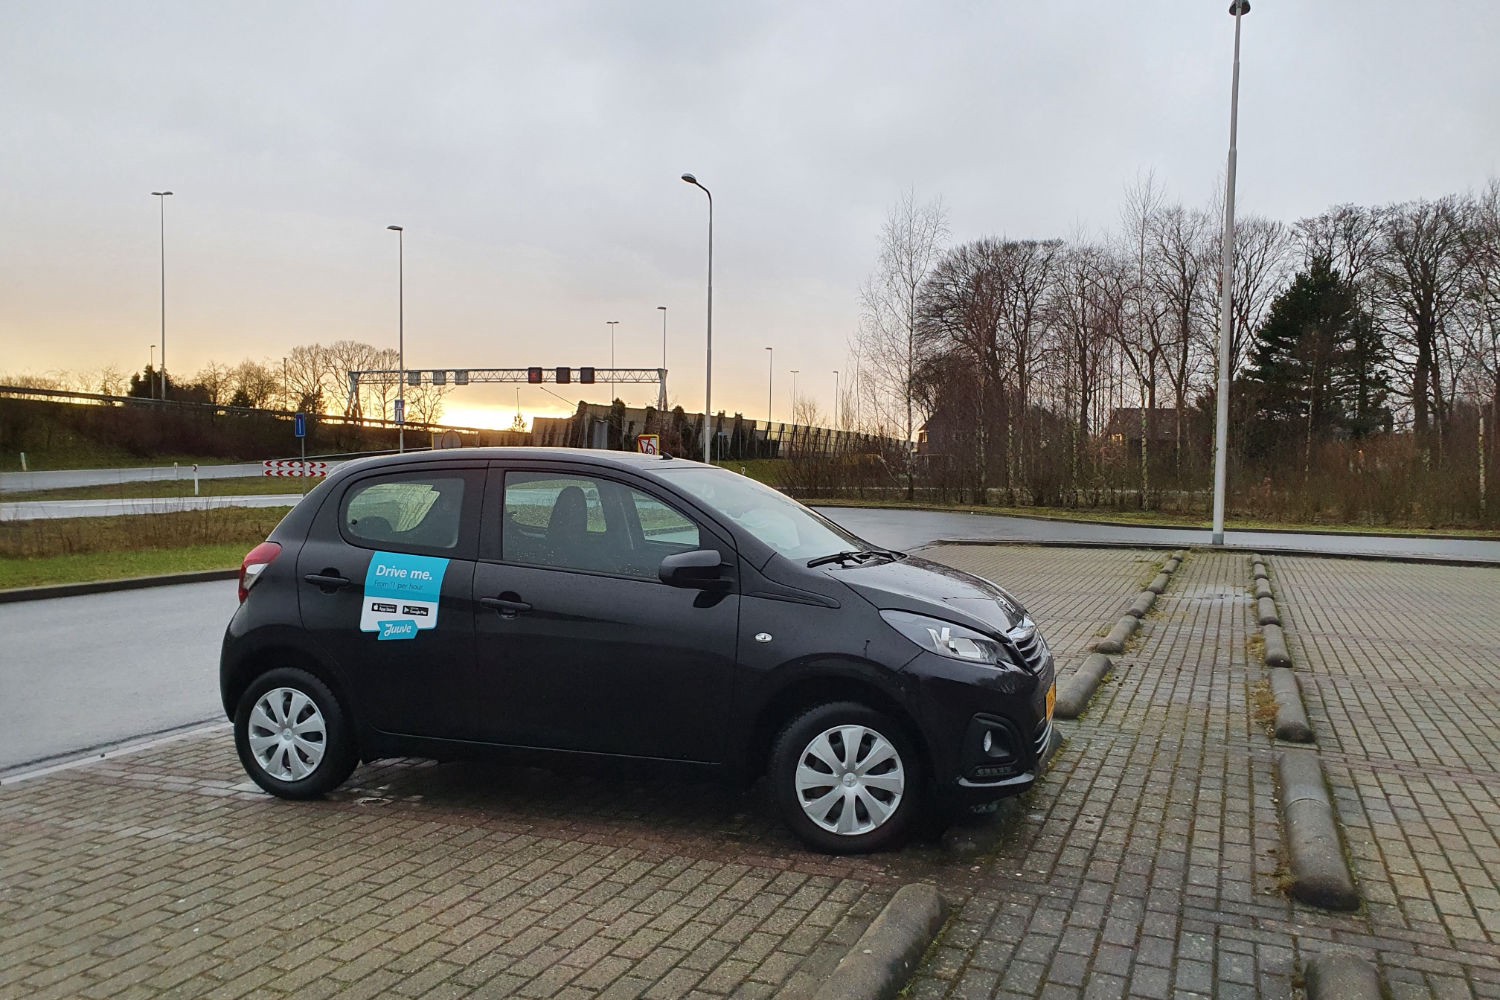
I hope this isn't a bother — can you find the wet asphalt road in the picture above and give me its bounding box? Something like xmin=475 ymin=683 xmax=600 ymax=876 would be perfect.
xmin=0 ymin=581 xmax=236 ymax=773
xmin=816 ymin=506 xmax=1500 ymax=565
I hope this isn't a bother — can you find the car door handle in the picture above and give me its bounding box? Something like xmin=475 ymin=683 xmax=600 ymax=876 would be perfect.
xmin=304 ymin=573 xmax=351 ymax=590
xmin=480 ymin=597 xmax=532 ymax=617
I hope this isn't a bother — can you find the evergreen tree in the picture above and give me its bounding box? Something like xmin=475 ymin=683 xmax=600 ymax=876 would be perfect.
xmin=1240 ymin=260 xmax=1390 ymax=460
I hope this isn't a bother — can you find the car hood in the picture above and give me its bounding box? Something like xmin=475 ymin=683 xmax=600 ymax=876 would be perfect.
xmin=830 ymin=554 xmax=1029 ymax=637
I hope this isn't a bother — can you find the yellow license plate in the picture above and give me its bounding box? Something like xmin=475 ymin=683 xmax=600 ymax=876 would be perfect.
xmin=1046 ymin=682 xmax=1056 ymax=721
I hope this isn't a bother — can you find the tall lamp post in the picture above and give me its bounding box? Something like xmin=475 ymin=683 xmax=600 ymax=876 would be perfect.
xmin=656 ymin=306 xmax=668 ymax=411
xmin=148 ymin=344 xmax=155 ymax=384
xmin=1211 ymin=0 xmax=1250 ymax=545
xmin=765 ymin=347 xmax=774 ymax=425
xmin=681 ymin=173 xmax=713 ymax=464
xmin=832 ymin=370 xmax=840 ymax=428
xmin=387 ymin=225 xmax=405 ymax=453
xmin=790 ymin=370 xmax=799 ymax=420
xmin=151 ymin=191 xmax=172 ymax=400
xmin=607 ymin=320 xmax=620 ymax=402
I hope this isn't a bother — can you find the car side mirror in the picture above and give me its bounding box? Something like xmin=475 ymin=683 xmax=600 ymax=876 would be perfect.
xmin=659 ymin=549 xmax=729 ymax=590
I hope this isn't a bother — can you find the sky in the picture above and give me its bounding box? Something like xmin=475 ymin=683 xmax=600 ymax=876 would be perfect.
xmin=3 ymin=1 xmax=1498 ymax=430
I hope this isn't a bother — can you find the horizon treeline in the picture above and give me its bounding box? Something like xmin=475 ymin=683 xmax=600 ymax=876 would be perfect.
xmin=853 ymin=177 xmax=1499 ymax=524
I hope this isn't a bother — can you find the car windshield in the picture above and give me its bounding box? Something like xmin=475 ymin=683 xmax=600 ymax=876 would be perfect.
xmin=666 ymin=467 xmax=865 ymax=560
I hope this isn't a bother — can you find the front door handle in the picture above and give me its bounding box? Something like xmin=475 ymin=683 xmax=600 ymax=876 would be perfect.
xmin=304 ymin=572 xmax=351 ymax=591
xmin=481 ymin=596 xmax=532 ymax=618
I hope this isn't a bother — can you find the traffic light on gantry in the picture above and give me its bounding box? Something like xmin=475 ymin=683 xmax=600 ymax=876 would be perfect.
xmin=526 ymin=367 xmax=543 ymax=384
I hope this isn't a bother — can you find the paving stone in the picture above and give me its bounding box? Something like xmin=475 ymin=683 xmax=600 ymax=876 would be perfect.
xmin=4 ymin=544 xmax=1497 ymax=998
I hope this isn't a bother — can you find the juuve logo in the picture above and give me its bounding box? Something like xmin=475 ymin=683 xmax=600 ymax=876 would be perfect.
xmin=378 ymin=620 xmax=418 ymax=641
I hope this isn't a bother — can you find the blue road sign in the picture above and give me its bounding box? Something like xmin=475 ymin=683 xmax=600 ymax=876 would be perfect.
xmin=394 ymin=399 xmax=405 ymax=425
xmin=294 ymin=412 xmax=307 ymax=438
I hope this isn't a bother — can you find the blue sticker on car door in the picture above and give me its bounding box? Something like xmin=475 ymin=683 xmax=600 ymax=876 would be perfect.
xmin=361 ymin=551 xmax=450 ymax=640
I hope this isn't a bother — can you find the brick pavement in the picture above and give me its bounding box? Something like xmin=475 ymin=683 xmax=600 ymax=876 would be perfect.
xmin=0 ymin=735 xmax=913 ymax=1000
xmin=1270 ymin=556 xmax=1500 ymax=997
xmin=911 ymin=545 xmax=1500 ymax=999
xmin=3 ymin=545 xmax=1498 ymax=998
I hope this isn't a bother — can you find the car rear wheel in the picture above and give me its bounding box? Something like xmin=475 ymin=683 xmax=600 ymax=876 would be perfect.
xmin=234 ymin=668 xmax=357 ymax=799
xmin=770 ymin=702 xmax=922 ymax=854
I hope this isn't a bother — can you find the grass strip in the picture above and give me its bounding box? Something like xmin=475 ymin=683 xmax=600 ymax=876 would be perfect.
xmin=0 ymin=544 xmax=250 ymax=590
xmin=5 ymin=476 xmax=312 ymax=502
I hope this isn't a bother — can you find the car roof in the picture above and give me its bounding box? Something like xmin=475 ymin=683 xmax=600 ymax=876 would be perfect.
xmin=333 ymin=447 xmax=716 ymax=481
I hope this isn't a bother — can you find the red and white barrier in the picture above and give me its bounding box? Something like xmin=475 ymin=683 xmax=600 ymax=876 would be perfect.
xmin=262 ymin=460 xmax=329 ymax=478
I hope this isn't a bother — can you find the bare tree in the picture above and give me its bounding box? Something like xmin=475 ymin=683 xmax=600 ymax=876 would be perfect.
xmin=1050 ymin=244 xmax=1128 ymax=494
xmin=858 ymin=189 xmax=949 ymax=497
xmin=918 ymin=239 xmax=1009 ymax=498
xmin=92 ymin=364 xmax=127 ymax=397
xmin=1295 ymin=204 xmax=1383 ymax=283
xmin=1378 ymin=195 xmax=1473 ymax=439
xmin=1115 ymin=175 xmax=1170 ymax=503
xmin=193 ymin=361 xmax=235 ymax=405
xmin=233 ymin=360 xmax=281 ymax=408
xmin=1146 ymin=203 xmax=1215 ymax=465
xmin=1460 ymin=181 xmax=1500 ymax=443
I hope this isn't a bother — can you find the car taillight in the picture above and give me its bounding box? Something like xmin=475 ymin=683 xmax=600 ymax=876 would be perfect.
xmin=239 ymin=541 xmax=283 ymax=603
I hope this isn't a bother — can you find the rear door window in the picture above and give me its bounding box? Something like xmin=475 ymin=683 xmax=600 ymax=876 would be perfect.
xmin=342 ymin=474 xmax=469 ymax=554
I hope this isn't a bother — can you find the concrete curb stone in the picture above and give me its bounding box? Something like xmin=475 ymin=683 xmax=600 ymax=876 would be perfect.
xmin=1054 ymin=653 xmax=1113 ymax=719
xmin=1146 ymin=572 xmax=1171 ymax=594
xmin=1263 ymin=623 xmax=1293 ymax=668
xmin=1269 ymin=667 xmax=1314 ymax=743
xmin=1126 ymin=590 xmax=1156 ymax=619
xmin=0 ymin=568 xmax=239 ymax=604
xmin=812 ymin=883 xmax=949 ymax=1000
xmin=1257 ymin=595 xmax=1281 ymax=626
xmin=1304 ymin=954 xmax=1383 ymax=1000
xmin=1277 ymin=750 xmax=1360 ymax=911
xmin=1092 ymin=614 xmax=1139 ymax=654
xmin=1252 ymin=560 xmax=1269 ymax=580
xmin=1254 ymin=578 xmax=1274 ymax=601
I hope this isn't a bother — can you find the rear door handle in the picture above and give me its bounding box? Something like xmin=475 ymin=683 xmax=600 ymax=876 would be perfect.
xmin=304 ymin=573 xmax=351 ymax=590
xmin=481 ymin=597 xmax=532 ymax=617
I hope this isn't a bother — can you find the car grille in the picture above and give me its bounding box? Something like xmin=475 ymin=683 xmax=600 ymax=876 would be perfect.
xmin=1007 ymin=619 xmax=1050 ymax=674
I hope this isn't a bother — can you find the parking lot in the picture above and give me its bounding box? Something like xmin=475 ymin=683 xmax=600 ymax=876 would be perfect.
xmin=2 ymin=544 xmax=1498 ymax=998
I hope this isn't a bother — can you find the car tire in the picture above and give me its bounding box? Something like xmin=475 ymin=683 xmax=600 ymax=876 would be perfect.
xmin=234 ymin=667 xmax=358 ymax=800
xmin=770 ymin=702 xmax=923 ymax=854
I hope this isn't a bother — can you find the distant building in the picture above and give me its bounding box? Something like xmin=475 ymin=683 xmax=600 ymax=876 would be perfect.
xmin=1102 ymin=407 xmax=1201 ymax=458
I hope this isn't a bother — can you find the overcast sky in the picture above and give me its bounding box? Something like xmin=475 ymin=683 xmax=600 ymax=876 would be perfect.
xmin=3 ymin=1 xmax=1497 ymax=427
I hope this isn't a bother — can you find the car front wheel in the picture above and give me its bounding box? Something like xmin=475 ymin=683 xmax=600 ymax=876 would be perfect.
xmin=234 ymin=667 xmax=357 ymax=799
xmin=770 ymin=702 xmax=922 ymax=854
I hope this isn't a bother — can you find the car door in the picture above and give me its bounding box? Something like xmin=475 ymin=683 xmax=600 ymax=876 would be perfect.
xmin=295 ymin=463 xmax=484 ymax=739
xmin=470 ymin=464 xmax=738 ymax=762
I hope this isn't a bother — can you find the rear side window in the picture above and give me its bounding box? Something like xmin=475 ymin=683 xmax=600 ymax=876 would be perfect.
xmin=343 ymin=476 xmax=466 ymax=551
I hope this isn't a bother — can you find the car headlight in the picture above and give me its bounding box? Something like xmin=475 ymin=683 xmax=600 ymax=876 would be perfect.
xmin=880 ymin=610 xmax=1011 ymax=666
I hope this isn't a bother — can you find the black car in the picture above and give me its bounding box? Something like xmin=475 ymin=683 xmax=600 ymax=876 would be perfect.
xmin=222 ymin=448 xmax=1055 ymax=853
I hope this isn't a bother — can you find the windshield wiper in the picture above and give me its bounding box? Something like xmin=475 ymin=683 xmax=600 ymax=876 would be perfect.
xmin=806 ymin=548 xmax=903 ymax=568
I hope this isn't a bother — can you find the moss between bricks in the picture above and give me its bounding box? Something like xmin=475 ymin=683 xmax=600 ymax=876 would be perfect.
xmin=1250 ymin=679 xmax=1278 ymax=738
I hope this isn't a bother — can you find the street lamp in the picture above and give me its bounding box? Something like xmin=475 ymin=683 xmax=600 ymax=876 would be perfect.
xmin=387 ymin=225 xmax=405 ymax=453
xmin=607 ymin=320 xmax=620 ymax=401
xmin=681 ymin=173 xmax=713 ymax=463
xmin=151 ymin=191 xmax=172 ymax=400
xmin=1211 ymin=0 xmax=1250 ymax=545
xmin=148 ymin=344 xmax=155 ymax=383
xmin=790 ymin=370 xmax=799 ymax=420
xmin=765 ymin=347 xmax=774 ymax=425
xmin=833 ymin=370 xmax=840 ymax=428
xmin=657 ymin=306 xmax=668 ymax=412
